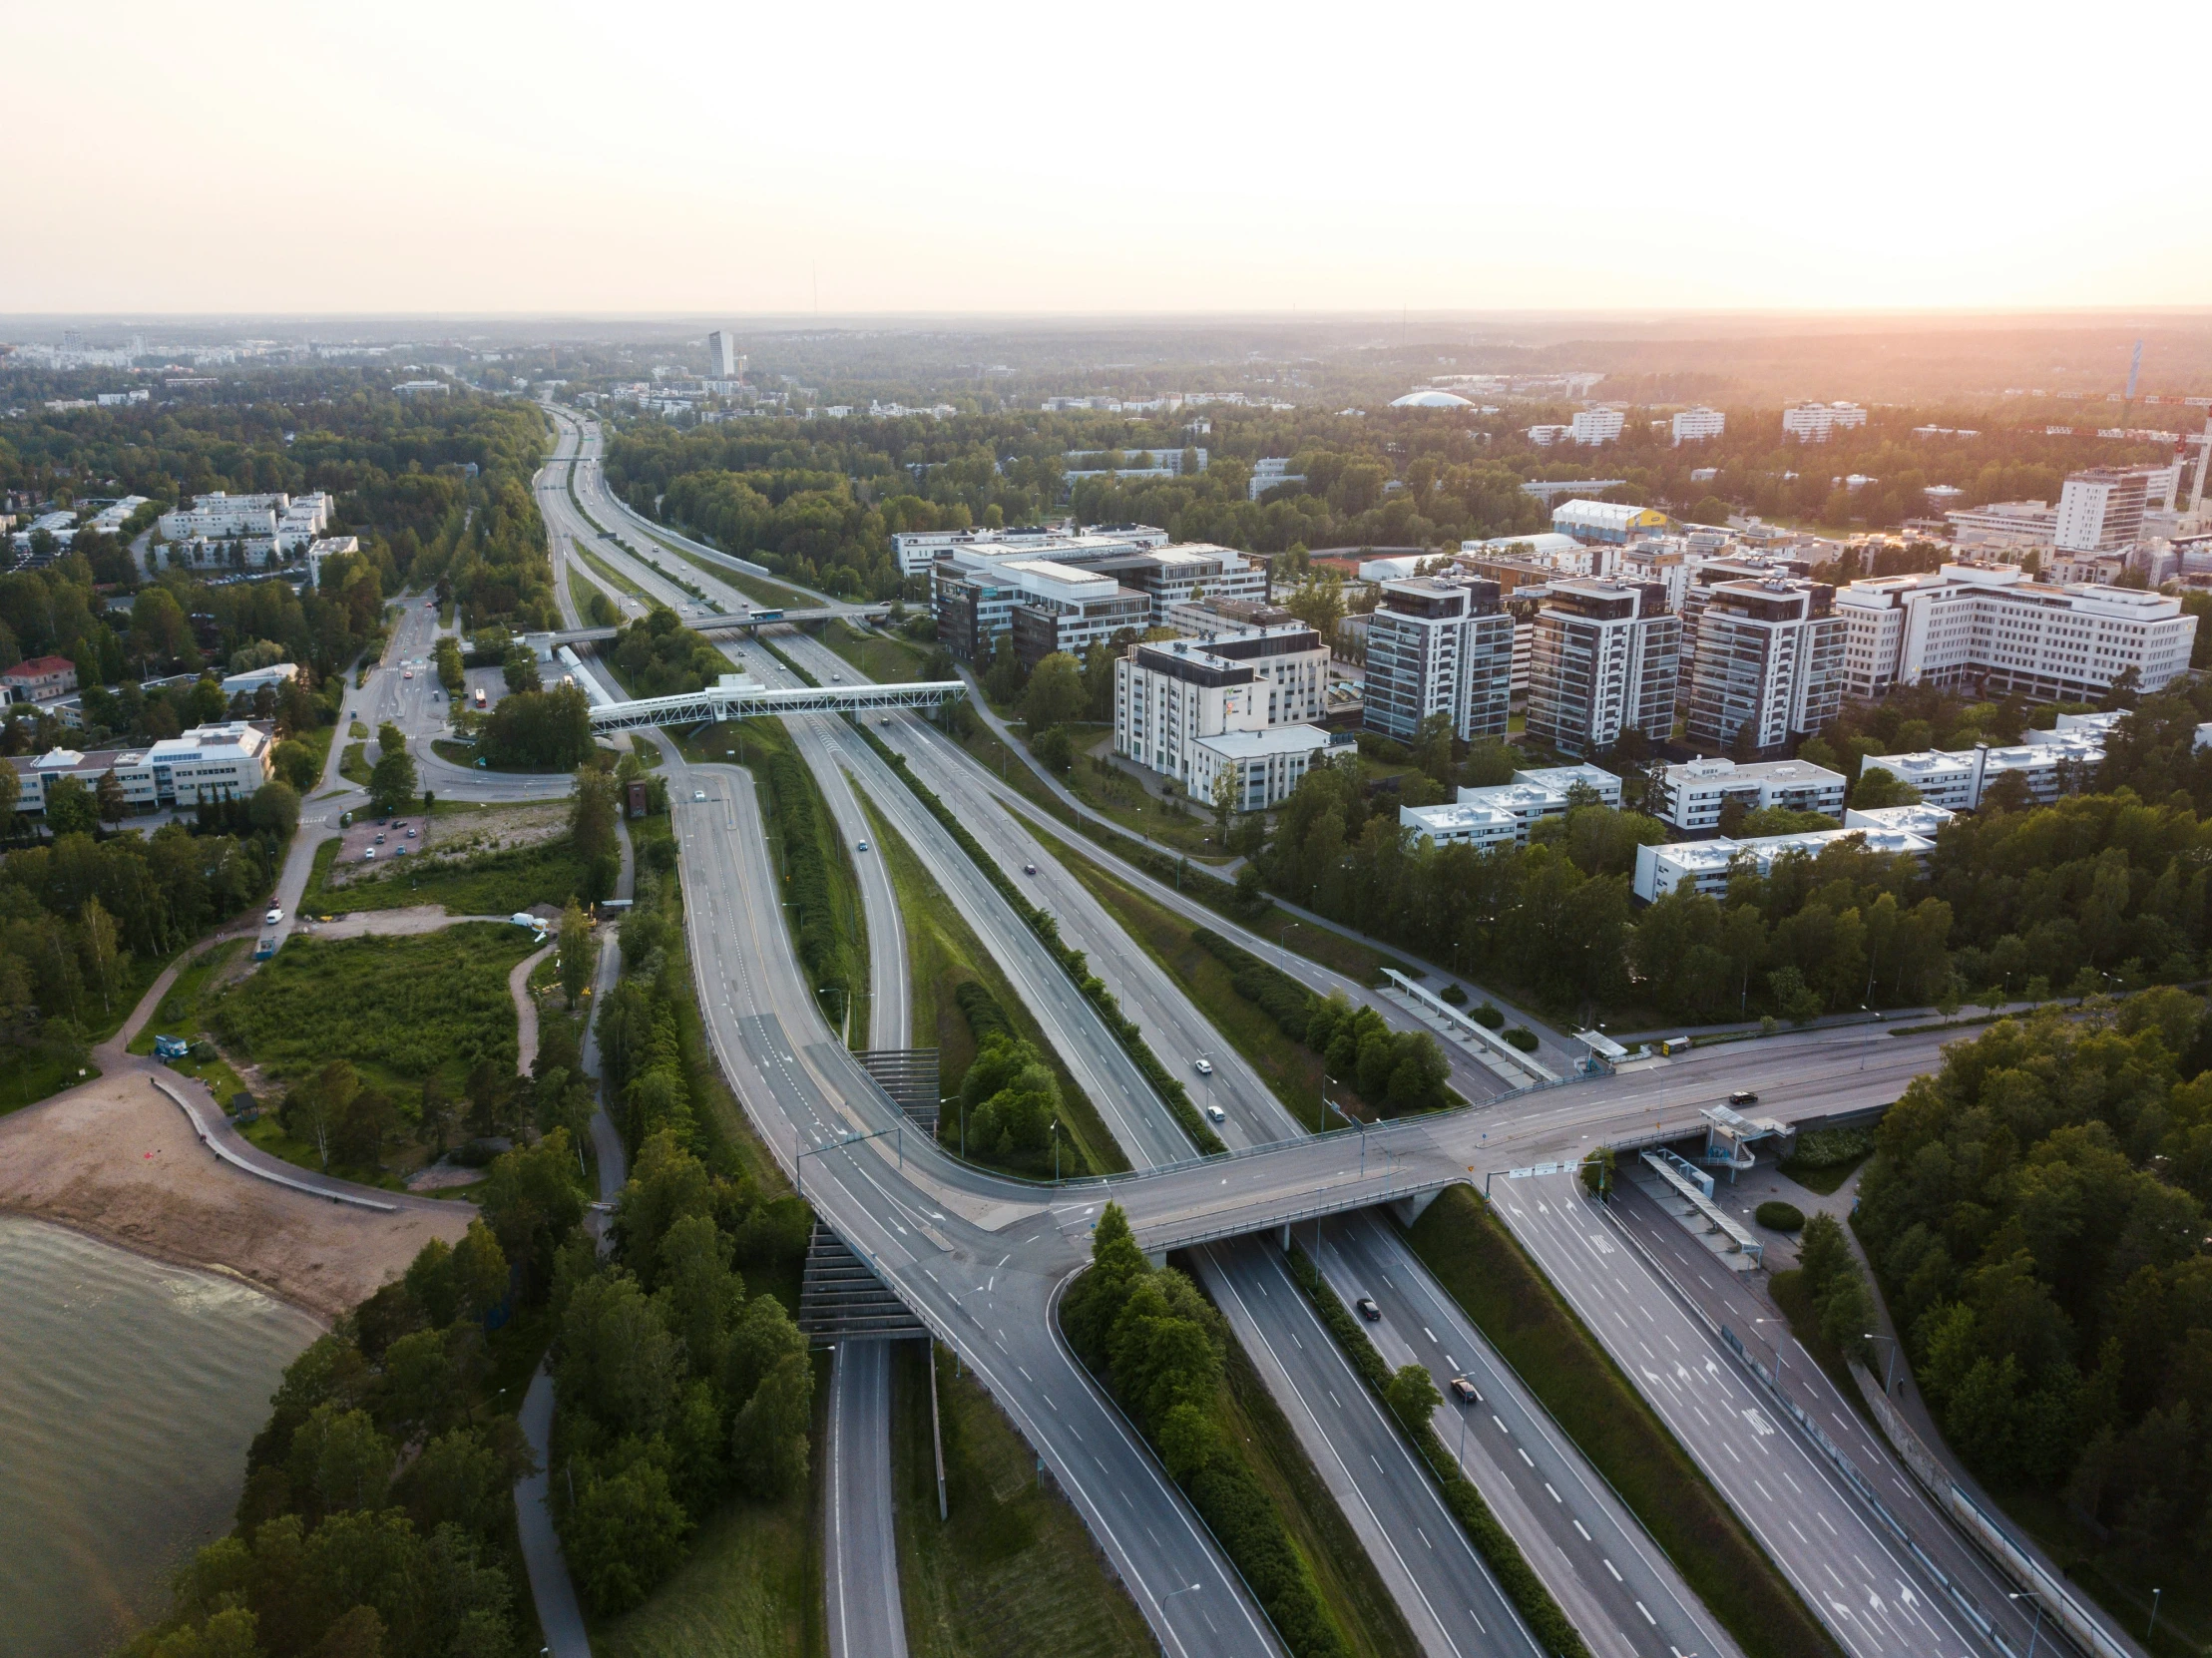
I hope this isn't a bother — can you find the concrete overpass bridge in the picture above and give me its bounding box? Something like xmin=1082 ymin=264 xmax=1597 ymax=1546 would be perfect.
xmin=587 ymin=675 xmax=966 ymax=734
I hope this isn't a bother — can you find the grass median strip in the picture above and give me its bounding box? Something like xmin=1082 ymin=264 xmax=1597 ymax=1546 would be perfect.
xmin=746 ymin=716 xmax=867 ymax=1046
xmin=863 ymin=794 xmax=1124 ymax=1176
xmin=1402 ymin=1186 xmax=1846 ymax=1658
xmin=1283 ymin=1238 xmax=1593 ymax=1658
xmin=853 ymin=721 xmax=1223 ymax=1157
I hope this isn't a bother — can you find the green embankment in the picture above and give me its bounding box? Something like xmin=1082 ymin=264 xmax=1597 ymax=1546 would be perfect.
xmin=746 ymin=717 xmax=868 ymax=1046
xmin=303 ymin=832 xmax=598 ymax=917
xmin=1402 ymin=1187 xmax=1846 ymax=1658
xmin=817 ymin=618 xmax=930 ymax=683
xmin=890 ymin=1342 xmax=1157 ymax=1658
xmin=863 ymin=797 xmax=1122 ymax=1177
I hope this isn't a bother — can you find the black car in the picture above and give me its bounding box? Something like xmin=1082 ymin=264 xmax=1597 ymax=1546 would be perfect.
xmin=1355 ymin=1296 xmax=1382 ymax=1323
xmin=1727 ymin=1089 xmax=1759 ymax=1106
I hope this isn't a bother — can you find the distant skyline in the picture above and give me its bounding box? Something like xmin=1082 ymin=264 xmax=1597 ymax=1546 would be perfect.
xmin=9 ymin=0 xmax=2210 ymax=316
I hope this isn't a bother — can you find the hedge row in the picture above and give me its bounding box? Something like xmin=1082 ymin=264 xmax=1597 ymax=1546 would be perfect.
xmin=855 ymin=723 xmax=1225 ymax=1158
xmin=954 ymin=979 xmax=1016 ymax=1045
xmin=1192 ymin=926 xmax=1316 ymax=1042
xmin=1284 ymin=1243 xmax=1592 ymax=1658
xmin=1186 ymin=1451 xmax=1349 ymax=1657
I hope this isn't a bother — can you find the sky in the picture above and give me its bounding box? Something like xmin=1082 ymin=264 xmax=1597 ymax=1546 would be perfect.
xmin=9 ymin=0 xmax=2211 ymax=317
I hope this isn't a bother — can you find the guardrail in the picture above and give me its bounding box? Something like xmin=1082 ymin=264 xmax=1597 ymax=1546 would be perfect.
xmin=153 ymin=1076 xmax=398 ymax=1213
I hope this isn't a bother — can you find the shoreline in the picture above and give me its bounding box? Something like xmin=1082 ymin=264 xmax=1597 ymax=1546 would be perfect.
xmin=0 ymin=1204 xmax=339 ymax=1330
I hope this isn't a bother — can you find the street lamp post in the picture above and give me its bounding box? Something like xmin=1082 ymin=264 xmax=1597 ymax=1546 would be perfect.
xmin=1864 ymin=1331 xmax=1903 ymax=1395
xmin=1052 ymin=1120 xmax=1061 ymax=1183
xmin=1456 ymin=1380 xmax=1473 ymax=1466
xmin=1323 ymin=1076 xmax=1365 ymax=1176
xmin=2007 ymin=1592 xmax=2045 ymax=1658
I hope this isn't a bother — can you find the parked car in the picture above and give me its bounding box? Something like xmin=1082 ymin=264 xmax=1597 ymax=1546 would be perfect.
xmin=364 ymin=848 xmax=376 ymax=861
xmin=264 ymin=906 xmax=284 ymax=926
xmin=1355 ymin=1296 xmax=1382 ymax=1323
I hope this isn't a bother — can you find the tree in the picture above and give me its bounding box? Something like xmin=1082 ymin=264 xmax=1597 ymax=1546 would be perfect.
xmin=1023 ymin=650 xmax=1086 ymax=730
xmin=502 ymin=646 xmax=543 ymax=695
xmin=1212 ymin=765 xmax=1238 ymax=840
xmin=1412 ymin=711 xmax=1456 ymax=785
xmin=94 ymin=767 xmax=127 ymax=824
xmin=44 ymin=774 xmax=96 ymax=836
xmin=559 ymin=899 xmax=594 ymax=1010
xmin=80 ymin=897 xmax=122 ymax=1014
xmin=248 ymin=779 xmax=300 ymax=841
xmin=1031 ymin=725 xmax=1074 ymax=771
xmin=1850 ymin=766 xmax=1922 ymax=810
xmin=271 ymin=738 xmax=320 ymax=792
xmin=367 ymin=725 xmax=418 ymax=816
xmin=1385 ymin=1363 xmax=1442 ymax=1428
xmin=570 ymin=765 xmax=621 ymax=901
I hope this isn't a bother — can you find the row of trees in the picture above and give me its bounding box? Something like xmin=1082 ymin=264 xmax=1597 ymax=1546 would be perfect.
xmin=123 ymin=1135 xmax=591 ymax=1658
xmin=1856 ymin=999 xmax=2212 ymax=1564
xmin=552 ymin=1131 xmax=817 ymax=1613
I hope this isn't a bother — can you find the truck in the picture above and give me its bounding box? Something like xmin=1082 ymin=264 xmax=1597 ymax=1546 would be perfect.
xmin=153 ymin=1035 xmax=191 ymax=1062
xmin=473 ymin=686 xmax=488 ymax=709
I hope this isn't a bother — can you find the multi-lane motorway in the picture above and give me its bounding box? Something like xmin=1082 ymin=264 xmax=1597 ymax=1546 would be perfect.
xmin=531 ymin=402 xmax=2103 ymax=1658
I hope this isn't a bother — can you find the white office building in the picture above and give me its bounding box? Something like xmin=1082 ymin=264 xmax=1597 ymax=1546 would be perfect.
xmin=82 ymin=496 xmax=150 ymax=535
xmin=220 ymin=661 xmax=302 ymax=699
xmin=1570 ymin=407 xmax=1626 ymax=446
xmin=1401 ymin=764 xmax=1622 ymax=851
xmin=1683 ymin=578 xmax=1847 ymax=755
xmin=1858 ymin=716 xmax=2119 ymax=812
xmin=1524 ymin=579 xmax=1680 ymax=756
xmin=2054 ymin=468 xmax=2150 ymax=553
xmin=15 ymin=720 xmax=276 ymax=816
xmin=1249 ymin=457 xmax=1306 ymax=501
xmin=1671 ymin=406 xmax=1726 ymax=445
xmin=1781 ymin=402 xmax=1869 ymax=442
xmin=160 ymin=492 xmax=290 ymax=543
xmin=1833 ymin=562 xmax=2195 ymax=703
xmin=1655 ymin=756 xmax=1848 ymax=833
xmin=707 ymin=329 xmax=739 ymax=378
xmin=1363 ymin=576 xmax=1515 ymax=743
xmin=1945 ymin=500 xmax=2058 ymax=548
xmin=1633 ymin=824 xmax=1937 ymax=902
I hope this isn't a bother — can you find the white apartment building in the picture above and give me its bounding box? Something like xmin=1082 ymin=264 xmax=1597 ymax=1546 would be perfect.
xmin=1002 ymin=561 xmax=1151 ymax=669
xmin=2054 ymin=468 xmax=2149 ymax=552
xmin=1524 ymin=579 xmax=1680 ymax=756
xmin=1655 ymin=756 xmax=1848 ymax=833
xmin=708 ymin=328 xmax=739 ymax=378
xmin=8 ymin=511 xmax=79 ymax=556
xmin=1834 ymin=562 xmax=2195 ymax=703
xmin=275 ymin=493 xmax=334 ymax=552
xmin=1249 ymin=457 xmax=1306 ymax=501
xmin=1570 ymin=407 xmax=1626 ymax=446
xmin=1112 ymin=626 xmax=1333 ymax=807
xmin=15 ymin=721 xmax=276 ymax=816
xmin=1671 ymin=406 xmax=1726 ymax=444
xmin=1362 ymin=576 xmax=1515 ymax=742
xmin=83 ymin=496 xmax=150 ymax=535
xmin=1633 ymin=825 xmax=1936 ymax=902
xmin=160 ymin=492 xmax=290 ymax=542
xmin=1781 ymin=402 xmax=1869 ymax=442
xmin=1401 ymin=764 xmax=1622 ymax=851
xmin=1683 ymin=578 xmax=1847 ymax=755
xmin=925 ymin=525 xmax=1174 ymax=652
xmin=1527 ymin=424 xmax=1573 ymax=446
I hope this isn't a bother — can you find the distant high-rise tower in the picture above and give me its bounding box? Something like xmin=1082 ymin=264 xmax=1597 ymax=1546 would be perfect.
xmin=707 ymin=329 xmax=737 ymax=379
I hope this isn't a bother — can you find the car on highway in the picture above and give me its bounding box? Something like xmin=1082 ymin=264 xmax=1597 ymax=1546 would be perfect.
xmin=856 ymin=840 xmax=869 ymax=852
xmin=693 ymin=789 xmax=706 ymax=802
xmin=1194 ymin=1057 xmax=1213 ymax=1075
xmin=1205 ymin=1102 xmax=1225 ymax=1123
xmin=264 ymin=906 xmax=284 ymax=926
xmin=1450 ymin=1376 xmax=1480 ymax=1405
xmin=1355 ymin=1296 xmax=1382 ymax=1322
xmin=1727 ymin=1089 xmax=1759 ymax=1106
xmin=1023 ymin=863 xmax=1037 ymax=875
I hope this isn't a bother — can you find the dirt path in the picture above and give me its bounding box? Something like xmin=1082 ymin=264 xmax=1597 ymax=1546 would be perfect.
xmin=512 ymin=941 xmax=556 ymax=1076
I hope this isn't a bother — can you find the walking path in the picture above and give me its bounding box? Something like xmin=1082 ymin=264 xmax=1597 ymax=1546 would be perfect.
xmin=511 ymin=941 xmax=556 ymax=1076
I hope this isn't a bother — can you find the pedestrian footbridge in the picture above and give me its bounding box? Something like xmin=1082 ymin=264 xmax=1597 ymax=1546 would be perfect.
xmin=586 ymin=674 xmax=966 ymax=733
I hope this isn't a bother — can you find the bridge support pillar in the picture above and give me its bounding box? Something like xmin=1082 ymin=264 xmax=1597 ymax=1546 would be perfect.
xmin=1391 ymin=1189 xmax=1440 ymax=1229
xmin=1278 ymin=1224 xmax=1292 ymax=1254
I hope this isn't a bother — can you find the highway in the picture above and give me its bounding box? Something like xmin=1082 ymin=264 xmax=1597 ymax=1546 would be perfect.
xmin=535 ymin=406 xmax=2060 ymax=1658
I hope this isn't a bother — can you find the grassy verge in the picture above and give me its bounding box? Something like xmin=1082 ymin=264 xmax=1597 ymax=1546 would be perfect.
xmin=854 ymin=723 xmax=1222 ymax=1157
xmin=292 ymin=719 xmax=336 ymax=784
xmin=340 ymin=741 xmax=371 ymax=785
xmin=593 ymin=1348 xmax=828 ymax=1658
xmin=0 ymin=1050 xmax=98 ymax=1113
xmin=1767 ymin=1270 xmax=1866 ymax=1409
xmin=1404 ymin=1187 xmax=1845 ymax=1658
xmin=1211 ymin=1312 xmax=1426 ymax=1658
xmin=570 ymin=565 xmax=622 ymax=627
xmin=891 ymin=1342 xmax=1157 ymax=1658
xmin=129 ymin=940 xmax=248 ymax=1055
xmin=863 ymin=796 xmax=1123 ymax=1177
xmin=746 ymin=717 xmax=868 ymax=1046
xmin=817 ymin=618 xmax=929 ymax=682
xmin=1053 ymin=742 xmax=1230 ymax=863
xmin=573 ymin=536 xmax=654 ymax=601
xmin=1033 ymin=821 xmax=1325 ymax=1131
xmin=304 ymin=832 xmax=596 ymax=916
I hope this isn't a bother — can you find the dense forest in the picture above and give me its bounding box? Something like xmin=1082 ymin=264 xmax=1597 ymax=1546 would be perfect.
xmin=1857 ymin=999 xmax=2212 ymax=1574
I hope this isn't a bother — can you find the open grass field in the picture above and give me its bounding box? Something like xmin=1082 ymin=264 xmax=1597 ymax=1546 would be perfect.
xmin=815 ymin=618 xmax=930 ymax=683
xmin=128 ymin=940 xmax=247 ymax=1058
xmin=303 ymin=831 xmax=596 ymax=917
xmin=213 ymin=922 xmax=536 ymax=1099
xmin=745 ymin=716 xmax=869 ymax=1046
xmin=862 ymin=796 xmax=1124 ymax=1176
xmin=593 ymin=1349 xmax=829 ymax=1658
xmin=1404 ymin=1187 xmax=1844 ymax=1658
xmin=890 ymin=1341 xmax=1157 ymax=1658
xmin=1032 ymin=822 xmax=1327 ymax=1131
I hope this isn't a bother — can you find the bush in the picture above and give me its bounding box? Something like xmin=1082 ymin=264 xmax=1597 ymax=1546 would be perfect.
xmin=1472 ymin=1002 xmax=1505 ymax=1030
xmin=1785 ymin=1126 xmax=1874 ymax=1168
xmin=1503 ymin=1027 xmax=1538 ymax=1051
xmin=1440 ymin=984 xmax=1467 ymax=1006
xmin=1755 ymin=1201 xmax=1805 ymax=1232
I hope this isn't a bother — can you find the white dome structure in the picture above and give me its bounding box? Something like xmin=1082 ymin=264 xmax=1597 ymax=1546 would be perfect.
xmin=1389 ymin=390 xmax=1475 ymax=409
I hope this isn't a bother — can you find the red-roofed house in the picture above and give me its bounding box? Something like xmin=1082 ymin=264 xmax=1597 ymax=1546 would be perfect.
xmin=3 ymin=655 xmax=77 ymax=704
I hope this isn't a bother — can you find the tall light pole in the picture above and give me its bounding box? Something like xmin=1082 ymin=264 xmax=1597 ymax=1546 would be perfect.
xmin=2007 ymin=1592 xmax=2044 ymax=1658
xmin=1323 ymin=1075 xmax=1365 ymax=1176
xmin=1864 ymin=1331 xmax=1902 ymax=1395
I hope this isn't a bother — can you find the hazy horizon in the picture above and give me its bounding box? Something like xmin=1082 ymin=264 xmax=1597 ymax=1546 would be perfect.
xmin=10 ymin=0 xmax=2209 ymax=315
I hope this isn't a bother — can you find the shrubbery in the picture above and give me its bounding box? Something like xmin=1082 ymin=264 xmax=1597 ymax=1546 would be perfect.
xmin=1302 ymin=991 xmax=1451 ymax=1113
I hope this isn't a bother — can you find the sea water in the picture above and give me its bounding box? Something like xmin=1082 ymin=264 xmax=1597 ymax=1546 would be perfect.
xmin=0 ymin=1216 xmax=319 ymax=1656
